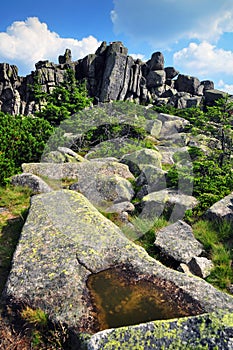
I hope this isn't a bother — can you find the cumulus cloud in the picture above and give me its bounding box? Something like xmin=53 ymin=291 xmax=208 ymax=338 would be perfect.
xmin=111 ymin=0 xmax=233 ymax=47
xmin=0 ymin=17 xmax=101 ymax=75
xmin=217 ymin=80 xmax=233 ymax=94
xmin=130 ymin=53 xmax=145 ymax=61
xmin=173 ymin=41 xmax=233 ymax=77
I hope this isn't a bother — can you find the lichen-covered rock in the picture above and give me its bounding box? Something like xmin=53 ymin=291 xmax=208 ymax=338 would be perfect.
xmin=154 ymin=220 xmax=204 ymax=264
xmin=136 ymin=165 xmax=167 ymax=194
xmin=11 ymin=173 xmax=52 ymax=194
xmin=85 ymin=312 xmax=233 ymax=350
xmin=141 ymin=189 xmax=198 ymax=221
xmin=3 ymin=190 xmax=233 ymax=346
xmin=70 ymin=173 xmax=134 ymax=208
xmin=43 ymin=148 xmax=86 ymax=163
xmin=205 ymin=192 xmax=233 ymax=222
xmin=121 ymin=148 xmax=162 ymax=176
xmin=22 ymin=160 xmax=133 ymax=181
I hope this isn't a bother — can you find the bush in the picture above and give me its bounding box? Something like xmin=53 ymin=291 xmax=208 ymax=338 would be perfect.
xmin=0 ymin=113 xmax=53 ymax=184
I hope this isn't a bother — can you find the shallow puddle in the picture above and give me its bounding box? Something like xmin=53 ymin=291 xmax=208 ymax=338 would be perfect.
xmin=87 ymin=267 xmax=204 ymax=331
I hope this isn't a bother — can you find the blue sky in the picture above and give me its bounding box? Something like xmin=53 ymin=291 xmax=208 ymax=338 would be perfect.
xmin=1 ymin=0 xmax=233 ymax=93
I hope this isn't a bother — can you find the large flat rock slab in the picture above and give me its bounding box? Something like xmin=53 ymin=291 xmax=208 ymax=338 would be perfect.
xmin=3 ymin=190 xmax=233 ymax=343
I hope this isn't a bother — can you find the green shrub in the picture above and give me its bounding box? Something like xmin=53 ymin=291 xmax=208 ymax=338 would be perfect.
xmin=0 ymin=113 xmax=53 ymax=184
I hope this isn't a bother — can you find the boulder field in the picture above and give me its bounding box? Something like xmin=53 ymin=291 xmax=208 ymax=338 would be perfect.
xmin=5 ymin=102 xmax=233 ymax=348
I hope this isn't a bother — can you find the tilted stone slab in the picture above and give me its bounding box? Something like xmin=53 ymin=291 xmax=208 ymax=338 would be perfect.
xmin=85 ymin=312 xmax=233 ymax=350
xmin=3 ymin=190 xmax=233 ymax=344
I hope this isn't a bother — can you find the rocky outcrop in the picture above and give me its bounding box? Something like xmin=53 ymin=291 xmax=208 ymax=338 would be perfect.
xmin=0 ymin=41 xmax=229 ymax=115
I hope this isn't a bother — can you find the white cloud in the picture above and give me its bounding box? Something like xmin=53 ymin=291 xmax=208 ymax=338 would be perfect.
xmin=130 ymin=53 xmax=145 ymax=61
xmin=111 ymin=0 xmax=233 ymax=47
xmin=173 ymin=41 xmax=233 ymax=77
xmin=217 ymin=80 xmax=233 ymax=94
xmin=0 ymin=17 xmax=101 ymax=75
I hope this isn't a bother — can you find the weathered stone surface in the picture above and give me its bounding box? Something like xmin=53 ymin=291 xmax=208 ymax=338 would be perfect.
xmin=141 ymin=189 xmax=198 ymax=221
xmin=4 ymin=191 xmax=233 ymax=326
xmin=188 ymin=256 xmax=214 ymax=278
xmin=0 ymin=42 xmax=227 ymax=114
xmin=10 ymin=173 xmax=52 ymax=194
xmin=121 ymin=148 xmax=162 ymax=176
xmin=22 ymin=160 xmax=133 ymax=181
xmin=205 ymin=192 xmax=233 ymax=222
xmin=204 ymin=89 xmax=228 ymax=106
xmin=147 ymin=52 xmax=164 ymax=71
xmin=146 ymin=70 xmax=166 ymax=89
xmin=136 ymin=165 xmax=167 ymax=193
xmin=175 ymin=74 xmax=201 ymax=95
xmin=156 ymin=146 xmax=188 ymax=165
xmin=43 ymin=148 xmax=86 ymax=163
xmin=22 ymin=160 xmax=134 ymax=210
xmin=3 ymin=190 xmax=233 ymax=347
xmin=86 ymin=312 xmax=233 ymax=350
xmin=154 ymin=220 xmax=204 ymax=264
xmin=165 ymin=66 xmax=179 ymax=79
xmin=70 ymin=173 xmax=134 ymax=208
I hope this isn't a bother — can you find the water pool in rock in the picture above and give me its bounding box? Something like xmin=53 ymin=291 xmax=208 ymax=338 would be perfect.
xmin=87 ymin=267 xmax=204 ymax=331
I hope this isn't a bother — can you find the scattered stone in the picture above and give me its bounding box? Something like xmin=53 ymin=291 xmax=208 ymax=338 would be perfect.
xmin=121 ymin=148 xmax=162 ymax=176
xmin=154 ymin=220 xmax=204 ymax=264
xmin=205 ymin=192 xmax=233 ymax=222
xmin=11 ymin=173 xmax=52 ymax=194
xmin=43 ymin=148 xmax=86 ymax=163
xmin=188 ymin=256 xmax=214 ymax=278
xmin=136 ymin=165 xmax=167 ymax=193
xmin=141 ymin=189 xmax=198 ymax=221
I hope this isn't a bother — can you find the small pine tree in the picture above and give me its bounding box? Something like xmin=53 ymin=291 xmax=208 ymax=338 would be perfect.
xmin=34 ymin=69 xmax=92 ymax=125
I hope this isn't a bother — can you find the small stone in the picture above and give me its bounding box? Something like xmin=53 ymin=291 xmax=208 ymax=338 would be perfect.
xmin=188 ymin=256 xmax=214 ymax=278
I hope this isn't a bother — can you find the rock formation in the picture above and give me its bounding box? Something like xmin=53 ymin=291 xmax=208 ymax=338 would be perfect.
xmin=0 ymin=41 xmax=229 ymax=115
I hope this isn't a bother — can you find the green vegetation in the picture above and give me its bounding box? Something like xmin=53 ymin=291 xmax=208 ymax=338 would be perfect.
xmin=155 ymin=98 xmax=233 ymax=216
xmin=0 ymin=185 xmax=32 ymax=293
xmin=34 ymin=69 xmax=92 ymax=125
xmin=192 ymin=220 xmax=233 ymax=290
xmin=0 ymin=113 xmax=53 ymax=185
